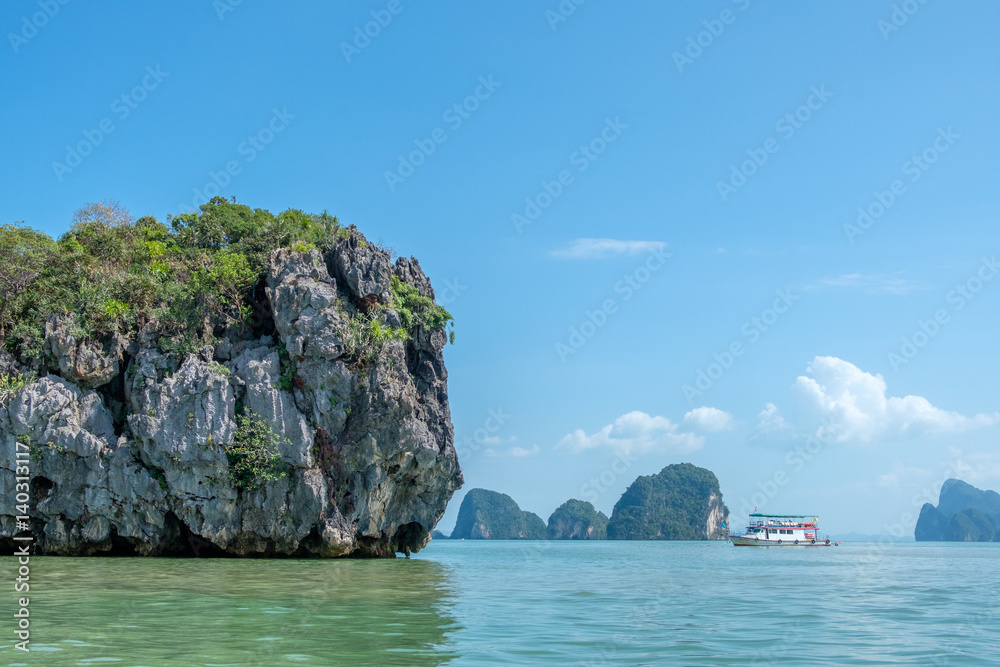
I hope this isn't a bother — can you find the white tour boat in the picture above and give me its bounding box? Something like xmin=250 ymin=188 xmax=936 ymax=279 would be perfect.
xmin=729 ymin=513 xmax=840 ymax=547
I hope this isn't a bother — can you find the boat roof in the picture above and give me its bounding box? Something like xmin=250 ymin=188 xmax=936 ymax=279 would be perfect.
xmin=749 ymin=513 xmax=817 ymax=518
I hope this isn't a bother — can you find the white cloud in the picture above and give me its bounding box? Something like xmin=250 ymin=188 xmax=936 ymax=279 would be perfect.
xmin=485 ymin=444 xmax=539 ymax=458
xmin=875 ymin=463 xmax=931 ymax=489
xmin=557 ymin=411 xmax=704 ymax=455
xmin=755 ymin=402 xmax=792 ymax=437
xmin=683 ymin=407 xmax=734 ymax=432
xmin=550 ymin=238 xmax=667 ymax=260
xmin=808 ymin=273 xmax=926 ymax=295
xmin=759 ymin=356 xmax=999 ymax=444
xmin=946 ymin=447 xmax=1000 ymax=488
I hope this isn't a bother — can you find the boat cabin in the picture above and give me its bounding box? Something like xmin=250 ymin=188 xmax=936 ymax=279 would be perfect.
xmin=745 ymin=513 xmax=818 ymax=542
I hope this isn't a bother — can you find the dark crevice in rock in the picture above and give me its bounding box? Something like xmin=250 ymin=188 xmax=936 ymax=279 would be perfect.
xmin=351 ymin=534 xmax=395 ymax=558
xmin=97 ymin=359 xmax=130 ymax=437
xmin=404 ymin=340 xmax=419 ymax=376
xmin=292 ymin=526 xmax=324 ymax=556
xmin=104 ymin=526 xmax=140 ymax=556
xmin=159 ymin=511 xmax=231 ymax=557
xmin=30 ymin=476 xmax=55 ymax=505
xmin=341 ymin=492 xmax=355 ymax=515
xmin=392 ymin=521 xmax=428 ymax=554
xmin=314 ymin=427 xmax=338 ymax=476
xmin=249 ymin=278 xmax=277 ymax=340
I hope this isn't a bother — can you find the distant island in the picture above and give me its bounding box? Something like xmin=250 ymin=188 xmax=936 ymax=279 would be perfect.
xmin=450 ymin=489 xmax=546 ymax=539
xmin=547 ymin=499 xmax=608 ymax=540
xmin=607 ymin=463 xmax=729 ymax=540
xmin=915 ymin=479 xmax=1000 ymax=542
xmin=440 ymin=463 xmax=728 ymax=541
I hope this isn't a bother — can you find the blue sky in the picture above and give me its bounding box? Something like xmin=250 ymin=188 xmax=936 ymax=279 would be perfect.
xmin=2 ymin=1 xmax=999 ymax=535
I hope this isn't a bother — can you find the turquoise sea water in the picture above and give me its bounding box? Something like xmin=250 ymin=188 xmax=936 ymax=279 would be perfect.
xmin=2 ymin=541 xmax=999 ymax=665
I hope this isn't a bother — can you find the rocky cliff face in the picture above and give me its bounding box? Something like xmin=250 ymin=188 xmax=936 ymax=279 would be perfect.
xmin=0 ymin=229 xmax=462 ymax=557
xmin=450 ymin=488 xmax=545 ymax=539
xmin=546 ymin=499 xmax=608 ymax=540
xmin=704 ymin=493 xmax=728 ymax=540
xmin=915 ymin=479 xmax=1000 ymax=542
xmin=606 ymin=463 xmax=729 ymax=540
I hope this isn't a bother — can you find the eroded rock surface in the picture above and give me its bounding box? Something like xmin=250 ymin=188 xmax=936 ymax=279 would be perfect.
xmin=45 ymin=315 xmax=122 ymax=389
xmin=0 ymin=232 xmax=462 ymax=557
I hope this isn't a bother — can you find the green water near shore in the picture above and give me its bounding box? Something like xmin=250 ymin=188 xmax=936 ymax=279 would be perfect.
xmin=2 ymin=541 xmax=999 ymax=665
xmin=1 ymin=557 xmax=456 ymax=666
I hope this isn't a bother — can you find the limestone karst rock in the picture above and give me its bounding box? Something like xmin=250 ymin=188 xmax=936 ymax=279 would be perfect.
xmin=546 ymin=499 xmax=608 ymax=540
xmin=606 ymin=463 xmax=730 ymax=540
xmin=0 ymin=228 xmax=462 ymax=557
xmin=915 ymin=479 xmax=1000 ymax=542
xmin=451 ymin=488 xmax=546 ymax=539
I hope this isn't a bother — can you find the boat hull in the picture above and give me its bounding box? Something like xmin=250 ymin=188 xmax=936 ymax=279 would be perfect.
xmin=729 ymin=535 xmax=838 ymax=547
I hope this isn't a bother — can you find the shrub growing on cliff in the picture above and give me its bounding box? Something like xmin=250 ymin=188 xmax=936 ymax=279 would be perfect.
xmin=338 ymin=312 xmax=407 ymax=364
xmin=226 ymin=412 xmax=289 ymax=490
xmin=0 ymin=372 xmax=34 ymax=407
xmin=389 ymin=276 xmax=452 ymax=333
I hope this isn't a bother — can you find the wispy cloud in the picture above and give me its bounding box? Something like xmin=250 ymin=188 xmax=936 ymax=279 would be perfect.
xmin=946 ymin=447 xmax=1000 ymax=487
xmin=875 ymin=462 xmax=931 ymax=489
xmin=551 ymin=238 xmax=667 ymax=260
xmin=683 ymin=407 xmax=735 ymax=432
xmin=806 ymin=273 xmax=927 ymax=295
xmin=485 ymin=444 xmax=539 ymax=458
xmin=755 ymin=402 xmax=792 ymax=437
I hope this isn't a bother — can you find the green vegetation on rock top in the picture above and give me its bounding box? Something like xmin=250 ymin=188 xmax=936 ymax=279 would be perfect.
xmin=451 ymin=488 xmax=544 ymax=540
xmin=606 ymin=463 xmax=729 ymax=540
xmin=1 ymin=198 xmax=340 ymax=361
xmin=0 ymin=197 xmax=452 ymax=367
xmin=547 ymin=499 xmax=608 ymax=540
